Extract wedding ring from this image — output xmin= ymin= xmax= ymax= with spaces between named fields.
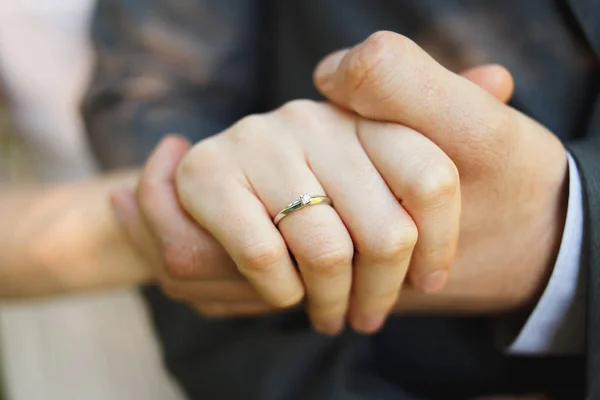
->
xmin=273 ymin=193 xmax=332 ymax=225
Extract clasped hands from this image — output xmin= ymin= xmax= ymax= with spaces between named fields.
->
xmin=112 ymin=32 xmax=569 ymax=335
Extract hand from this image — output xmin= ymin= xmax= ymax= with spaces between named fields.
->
xmin=173 ymin=98 xmax=468 ymax=334
xmin=314 ymin=31 xmax=568 ymax=313
xmin=110 ymin=65 xmax=513 ymax=325
xmin=173 ymin=63 xmax=513 ymax=334
xmin=111 ymin=137 xmax=275 ymax=318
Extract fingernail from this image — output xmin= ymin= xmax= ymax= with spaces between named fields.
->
xmin=354 ymin=315 xmax=386 ymax=334
xmin=421 ymin=270 xmax=448 ymax=293
xmin=314 ymin=318 xmax=345 ymax=335
xmin=314 ymin=49 xmax=348 ymax=89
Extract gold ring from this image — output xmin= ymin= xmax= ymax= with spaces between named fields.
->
xmin=273 ymin=193 xmax=332 ymax=225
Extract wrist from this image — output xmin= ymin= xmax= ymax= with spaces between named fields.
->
xmin=510 ymin=152 xmax=569 ymax=314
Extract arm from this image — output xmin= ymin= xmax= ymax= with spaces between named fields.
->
xmin=0 ymin=171 xmax=153 ymax=298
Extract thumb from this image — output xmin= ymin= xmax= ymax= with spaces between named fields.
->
xmin=313 ymin=50 xmax=514 ymax=103
xmin=461 ymin=64 xmax=514 ymax=104
xmin=312 ymin=33 xmax=516 ymax=170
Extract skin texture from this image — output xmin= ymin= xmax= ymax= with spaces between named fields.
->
xmin=112 ymin=62 xmax=522 ymax=334
xmin=106 ymin=34 xmax=564 ymax=400
xmin=313 ymin=31 xmax=567 ymax=315
xmin=0 ymin=170 xmax=154 ymax=298
xmin=173 ymin=100 xmax=460 ymax=334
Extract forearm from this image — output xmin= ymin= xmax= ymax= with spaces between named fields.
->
xmin=0 ymin=171 xmax=153 ymax=299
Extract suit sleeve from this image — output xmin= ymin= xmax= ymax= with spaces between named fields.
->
xmin=565 ymin=96 xmax=600 ymax=398
xmin=81 ymin=0 xmax=266 ymax=169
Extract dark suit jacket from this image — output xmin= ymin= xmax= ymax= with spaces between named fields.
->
xmin=82 ymin=1 xmax=600 ymax=398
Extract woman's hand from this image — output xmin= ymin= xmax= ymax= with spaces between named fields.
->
xmin=175 ymin=100 xmax=461 ymax=334
xmin=111 ymin=137 xmax=276 ymax=318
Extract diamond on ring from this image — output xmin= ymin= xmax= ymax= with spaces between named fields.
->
xmin=273 ymin=193 xmax=333 ymax=226
xmin=300 ymin=193 xmax=312 ymax=205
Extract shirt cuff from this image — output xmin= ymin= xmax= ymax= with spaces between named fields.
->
xmin=507 ymin=153 xmax=586 ymax=355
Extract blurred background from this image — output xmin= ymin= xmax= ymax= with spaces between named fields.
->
xmin=0 ymin=1 xmax=183 ymax=399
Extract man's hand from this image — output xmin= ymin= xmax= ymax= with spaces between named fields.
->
xmin=111 ymin=136 xmax=275 ymax=318
xmin=314 ymin=31 xmax=568 ymax=312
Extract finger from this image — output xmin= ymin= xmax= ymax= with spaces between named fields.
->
xmin=235 ymin=107 xmax=354 ymax=335
xmin=193 ymin=301 xmax=275 ymax=318
xmin=461 ymin=64 xmax=514 ymax=103
xmin=161 ymin=280 xmax=262 ymax=303
xmin=176 ymin=134 xmax=305 ymax=309
xmin=313 ymin=32 xmax=515 ymax=171
xmin=277 ymin=101 xmax=417 ymax=334
xmin=357 ymin=120 xmax=461 ymax=293
xmin=138 ymin=134 xmax=241 ymax=281
xmin=313 ymin=50 xmax=513 ymax=104
xmin=160 ymin=280 xmax=262 ymax=303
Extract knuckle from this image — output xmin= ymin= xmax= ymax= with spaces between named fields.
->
xmin=238 ymin=242 xmax=287 ymax=275
xmin=344 ymin=45 xmax=381 ymax=93
xmin=364 ymin=221 xmax=418 ymax=262
xmin=278 ymin=99 xmax=320 ymax=117
xmin=180 ymin=140 xmax=220 ymax=174
xmin=235 ymin=113 xmax=268 ymax=133
xmin=302 ymin=243 xmax=353 ymax=278
xmin=176 ymin=147 xmax=210 ymax=186
xmin=228 ymin=114 xmax=271 ymax=147
xmin=346 ymin=31 xmax=414 ymax=94
xmin=411 ymin=160 xmax=459 ymax=204
xmin=277 ymin=99 xmax=330 ymax=132
xmin=365 ymin=31 xmax=417 ymax=55
xmin=175 ymin=140 xmax=223 ymax=199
